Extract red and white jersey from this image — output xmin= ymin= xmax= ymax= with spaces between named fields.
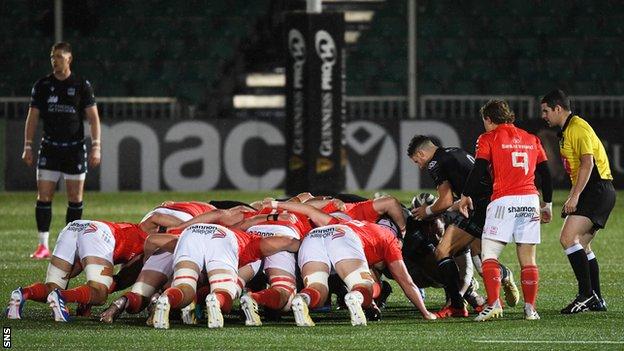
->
xmin=330 ymin=218 xmax=403 ymax=266
xmin=99 ymin=221 xmax=149 ymax=264
xmin=247 ymin=207 xmax=313 ymax=238
xmin=321 ymin=200 xmax=379 ymax=223
xmin=158 ymin=201 xmax=215 ymax=217
xmin=475 ymin=124 xmax=547 ymax=201
xmin=229 ymin=227 xmax=264 ymax=268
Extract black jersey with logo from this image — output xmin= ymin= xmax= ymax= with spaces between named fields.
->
xmin=426 ymin=147 xmax=492 ymax=200
xmin=29 ymin=73 xmax=96 ymax=142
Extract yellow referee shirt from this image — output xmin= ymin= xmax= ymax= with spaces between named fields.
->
xmin=559 ymin=114 xmax=613 ymax=185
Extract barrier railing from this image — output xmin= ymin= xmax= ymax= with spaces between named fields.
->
xmin=345 ymin=95 xmax=408 ymax=119
xmin=0 ymin=97 xmax=181 ymax=120
xmin=569 ymin=96 xmax=624 ymax=120
xmin=420 ymin=95 xmax=536 ymax=119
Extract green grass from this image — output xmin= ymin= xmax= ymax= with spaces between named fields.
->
xmin=1 ymin=190 xmax=623 ymax=350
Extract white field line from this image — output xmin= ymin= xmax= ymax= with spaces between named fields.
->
xmin=474 ymin=340 xmax=624 ymax=345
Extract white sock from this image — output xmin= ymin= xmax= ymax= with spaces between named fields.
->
xmin=38 ymin=231 xmax=49 ymax=249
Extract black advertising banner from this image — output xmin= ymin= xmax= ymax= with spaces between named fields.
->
xmin=4 ymin=118 xmax=622 ymax=191
xmin=284 ymin=13 xmax=308 ymax=195
xmin=284 ymin=12 xmax=345 ymax=196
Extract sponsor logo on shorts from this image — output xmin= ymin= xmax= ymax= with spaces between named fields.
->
xmin=188 ymin=224 xmax=226 ymax=237
xmin=488 ymin=226 xmax=498 ymax=236
xmin=248 ymin=229 xmax=275 ymax=238
xmin=308 ymin=226 xmax=338 ymax=238
xmin=83 ymin=223 xmax=99 ymax=235
xmin=331 ymin=227 xmax=346 ymax=240
xmin=507 ymin=206 xmax=539 ymax=219
xmin=68 ymin=221 xmax=90 ymax=232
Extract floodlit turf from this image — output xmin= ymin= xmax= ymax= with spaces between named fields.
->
xmin=1 ymin=190 xmax=622 ymax=350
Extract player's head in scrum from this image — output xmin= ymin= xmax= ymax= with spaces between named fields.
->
xmin=407 ymin=135 xmax=438 ymax=170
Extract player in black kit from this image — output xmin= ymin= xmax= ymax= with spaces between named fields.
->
xmin=407 ymin=135 xmax=519 ymax=318
xmin=22 ymin=42 xmax=101 ymax=259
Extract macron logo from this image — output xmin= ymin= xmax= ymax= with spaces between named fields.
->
xmin=47 ymin=95 xmax=58 ymax=103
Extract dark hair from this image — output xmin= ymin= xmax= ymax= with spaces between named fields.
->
xmin=407 ymin=135 xmax=432 ymax=157
xmin=540 ymin=89 xmax=570 ymax=111
xmin=51 ymin=42 xmax=72 ymax=54
xmin=480 ymin=100 xmax=515 ymax=124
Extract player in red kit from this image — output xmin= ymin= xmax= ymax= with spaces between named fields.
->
xmin=239 ymin=208 xmax=313 ymax=326
xmin=261 ymin=200 xmax=436 ymax=327
xmin=6 ymin=219 xmax=148 ymax=322
xmin=99 ymin=201 xmax=216 ymax=323
xmin=459 ymin=100 xmax=552 ymax=321
xmin=151 ymin=209 xmax=300 ymax=329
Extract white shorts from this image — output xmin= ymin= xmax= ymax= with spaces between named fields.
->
xmin=140 ymin=208 xmax=193 ymax=224
xmin=37 ymin=169 xmax=86 ymax=182
xmin=52 ymin=220 xmax=115 ymax=264
xmin=247 ymin=224 xmax=300 ymax=276
xmin=298 ymin=225 xmax=366 ymax=271
xmin=482 ymin=194 xmax=541 ymax=244
xmin=173 ymin=224 xmax=239 ymax=273
xmin=142 ymin=251 xmax=174 ymax=277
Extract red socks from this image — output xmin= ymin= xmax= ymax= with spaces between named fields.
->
xmin=251 ymin=288 xmax=283 ymax=310
xmin=124 ymin=292 xmax=144 ymax=314
xmin=482 ymin=259 xmax=502 ymax=305
xmin=215 ymin=291 xmax=233 ymax=313
xmin=352 ymin=286 xmax=373 ymax=308
xmin=300 ymin=287 xmax=322 ymax=309
xmin=62 ymin=285 xmax=92 ymax=304
xmin=521 ymin=265 xmax=539 ymax=306
xmin=164 ymin=287 xmax=184 ymax=309
xmin=196 ymin=285 xmax=211 ymax=304
xmin=22 ymin=283 xmax=48 ymax=302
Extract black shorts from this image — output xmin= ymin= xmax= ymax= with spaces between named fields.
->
xmin=565 ymin=180 xmax=616 ymax=230
xmin=37 ymin=141 xmax=87 ymax=175
xmin=444 ymin=197 xmax=488 ymax=239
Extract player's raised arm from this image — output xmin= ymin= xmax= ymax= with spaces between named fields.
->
xmin=168 ymin=209 xmax=233 ymax=233
xmin=387 ymin=259 xmax=437 ymax=320
xmin=264 ymin=200 xmax=335 ymax=227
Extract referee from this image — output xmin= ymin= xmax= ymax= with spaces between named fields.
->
xmin=541 ymin=89 xmax=616 ymax=314
xmin=22 ymin=42 xmax=101 ymax=259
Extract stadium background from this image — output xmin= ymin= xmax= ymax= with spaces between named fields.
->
xmin=1 ymin=0 xmax=623 ymax=193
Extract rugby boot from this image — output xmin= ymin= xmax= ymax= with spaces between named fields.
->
xmin=291 ymin=294 xmax=315 ymax=327
xmin=145 ymin=292 xmax=160 ymax=326
xmin=153 ymin=294 xmax=171 ymax=329
xmin=344 ymin=291 xmax=367 ymax=326
xmin=47 ymin=289 xmax=71 ymax=322
xmin=6 ymin=288 xmax=25 ymax=319
xmin=364 ymin=301 xmax=382 ymax=321
xmin=240 ymin=294 xmax=262 ymax=326
xmin=501 ymin=269 xmax=520 ymax=307
xmin=474 ymin=299 xmax=503 ymax=322
xmin=100 ymin=296 xmax=127 ymax=323
xmin=589 ymin=297 xmax=607 ymax=312
xmin=205 ymin=293 xmax=224 ymax=328
xmin=30 ymin=244 xmax=50 ymax=259
xmin=524 ymin=303 xmax=540 ymax=320
xmin=181 ymin=301 xmax=197 ymax=325
xmin=435 ymin=304 xmax=469 ymax=318
xmin=560 ymin=293 xmax=598 ymax=314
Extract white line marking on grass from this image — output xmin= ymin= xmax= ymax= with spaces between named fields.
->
xmin=475 ymin=340 xmax=624 ymax=345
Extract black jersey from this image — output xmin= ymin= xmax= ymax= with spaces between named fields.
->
xmin=29 ymin=73 xmax=96 ymax=142
xmin=427 ymin=147 xmax=492 ymax=200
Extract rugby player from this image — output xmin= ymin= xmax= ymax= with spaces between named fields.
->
xmin=100 ymin=201 xmax=216 ymax=323
xmin=407 ymin=135 xmax=520 ymax=318
xmin=151 ymin=210 xmax=300 ymax=329
xmin=541 ymin=90 xmax=615 ymax=313
xmin=261 ymin=200 xmax=436 ymax=327
xmin=459 ymin=100 xmax=552 ymax=321
xmin=23 ymin=42 xmax=101 ymax=259
xmin=6 ymin=219 xmax=149 ymax=322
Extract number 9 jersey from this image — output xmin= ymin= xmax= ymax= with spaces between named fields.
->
xmin=475 ymin=124 xmax=548 ymax=201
